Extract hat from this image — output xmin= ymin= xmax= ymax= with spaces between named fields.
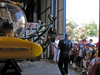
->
xmin=86 ymin=43 xmax=91 ymax=47
xmin=91 ymin=43 xmax=96 ymax=47
xmin=74 ymin=43 xmax=78 ymax=45
xmin=95 ymin=42 xmax=99 ymax=46
xmin=77 ymin=39 xmax=81 ymax=41
xmin=82 ymin=39 xmax=86 ymax=42
xmin=83 ymin=43 xmax=86 ymax=46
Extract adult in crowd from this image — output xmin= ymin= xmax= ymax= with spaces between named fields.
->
xmin=53 ymin=34 xmax=60 ymax=64
xmin=58 ymin=34 xmax=72 ymax=75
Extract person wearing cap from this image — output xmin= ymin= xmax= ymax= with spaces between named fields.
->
xmin=94 ymin=42 xmax=99 ymax=58
xmin=77 ymin=39 xmax=84 ymax=70
xmin=82 ymin=44 xmax=87 ymax=60
xmin=78 ymin=39 xmax=86 ymax=70
xmin=81 ymin=44 xmax=87 ymax=72
xmin=58 ymin=34 xmax=72 ymax=75
xmin=80 ymin=39 xmax=87 ymax=53
xmin=84 ymin=43 xmax=92 ymax=75
xmin=79 ymin=39 xmax=87 ymax=55
xmin=91 ymin=43 xmax=96 ymax=60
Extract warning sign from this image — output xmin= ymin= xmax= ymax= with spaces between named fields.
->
xmin=25 ymin=22 xmax=38 ymax=39
xmin=27 ymin=23 xmax=34 ymax=29
xmin=26 ymin=22 xmax=38 ymax=29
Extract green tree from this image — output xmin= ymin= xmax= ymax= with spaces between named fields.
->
xmin=66 ymin=18 xmax=98 ymax=41
xmin=66 ymin=18 xmax=78 ymax=30
xmin=66 ymin=18 xmax=78 ymax=41
xmin=74 ymin=27 xmax=87 ymax=39
xmin=82 ymin=20 xmax=98 ymax=36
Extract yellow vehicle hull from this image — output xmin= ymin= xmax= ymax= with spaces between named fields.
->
xmin=0 ymin=37 xmax=43 ymax=59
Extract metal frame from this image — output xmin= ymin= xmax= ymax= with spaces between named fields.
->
xmin=0 ymin=59 xmax=22 ymax=75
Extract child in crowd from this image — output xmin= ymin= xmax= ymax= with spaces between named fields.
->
xmin=73 ymin=43 xmax=79 ymax=63
xmin=84 ymin=43 xmax=92 ymax=75
xmin=68 ymin=39 xmax=99 ymax=75
xmin=81 ymin=44 xmax=87 ymax=72
xmin=89 ymin=39 xmax=93 ymax=45
xmin=69 ymin=41 xmax=74 ymax=67
xmin=94 ymin=42 xmax=99 ymax=58
xmin=91 ymin=44 xmax=96 ymax=60
xmin=82 ymin=44 xmax=87 ymax=60
xmin=77 ymin=39 xmax=83 ymax=70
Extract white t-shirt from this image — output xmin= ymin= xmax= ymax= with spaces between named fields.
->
xmin=78 ymin=49 xmax=83 ymax=57
xmin=54 ymin=40 xmax=59 ymax=51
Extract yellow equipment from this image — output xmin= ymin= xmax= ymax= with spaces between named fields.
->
xmin=0 ymin=1 xmax=43 ymax=75
xmin=0 ymin=1 xmax=43 ymax=59
xmin=0 ymin=37 xmax=43 ymax=59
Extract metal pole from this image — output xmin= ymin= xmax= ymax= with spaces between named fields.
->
xmin=48 ymin=0 xmax=55 ymax=60
xmin=51 ymin=0 xmax=54 ymax=27
xmin=57 ymin=0 xmax=59 ymax=34
xmin=99 ymin=0 xmax=100 ymax=56
xmin=63 ymin=0 xmax=66 ymax=39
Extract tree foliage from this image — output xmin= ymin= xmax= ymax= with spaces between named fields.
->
xmin=66 ymin=19 xmax=98 ymax=41
xmin=66 ymin=18 xmax=78 ymax=40
xmin=82 ymin=20 xmax=98 ymax=36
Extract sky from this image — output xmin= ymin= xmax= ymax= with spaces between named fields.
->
xmin=66 ymin=0 xmax=99 ymax=27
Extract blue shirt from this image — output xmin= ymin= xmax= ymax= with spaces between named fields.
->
xmin=82 ymin=48 xmax=87 ymax=59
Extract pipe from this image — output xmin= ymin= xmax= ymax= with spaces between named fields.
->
xmin=63 ymin=0 xmax=66 ymax=39
xmin=98 ymin=0 xmax=100 ymax=56
xmin=51 ymin=0 xmax=54 ymax=27
xmin=57 ymin=0 xmax=59 ymax=34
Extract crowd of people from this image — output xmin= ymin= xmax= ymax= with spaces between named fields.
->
xmin=53 ymin=34 xmax=99 ymax=75
xmin=69 ymin=39 xmax=99 ymax=75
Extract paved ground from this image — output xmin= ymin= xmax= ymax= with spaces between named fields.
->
xmin=21 ymin=59 xmax=80 ymax=75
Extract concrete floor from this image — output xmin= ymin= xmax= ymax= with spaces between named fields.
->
xmin=21 ymin=59 xmax=80 ymax=75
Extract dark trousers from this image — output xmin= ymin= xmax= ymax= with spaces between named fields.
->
xmin=69 ymin=55 xmax=74 ymax=64
xmin=58 ymin=52 xmax=70 ymax=75
xmin=77 ymin=56 xmax=82 ymax=68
